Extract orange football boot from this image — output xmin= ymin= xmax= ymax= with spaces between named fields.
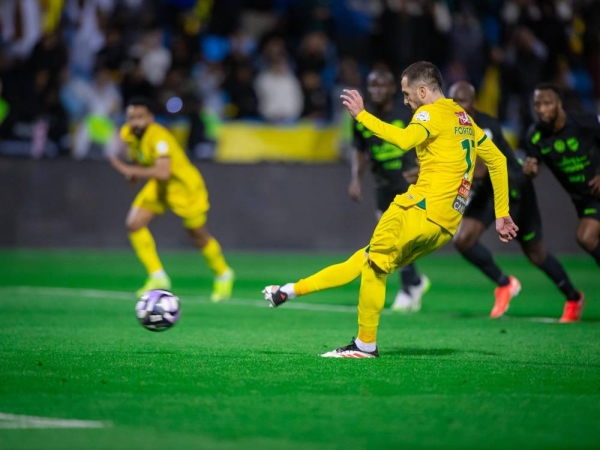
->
xmin=490 ymin=276 xmax=521 ymax=319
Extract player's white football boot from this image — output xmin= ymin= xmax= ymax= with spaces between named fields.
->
xmin=262 ymin=285 xmax=289 ymax=307
xmin=320 ymin=338 xmax=379 ymax=358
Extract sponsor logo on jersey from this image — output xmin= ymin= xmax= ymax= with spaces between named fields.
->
xmin=452 ymin=195 xmax=467 ymax=214
xmin=455 ymin=111 xmax=472 ymax=126
xmin=457 ymin=178 xmax=471 ymax=199
xmin=415 ymin=111 xmax=430 ymax=122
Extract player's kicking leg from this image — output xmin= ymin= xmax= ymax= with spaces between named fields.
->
xmin=187 ymin=225 xmax=234 ymax=302
xmin=127 ymin=207 xmax=172 ymax=297
xmin=454 ymin=217 xmax=520 ymax=318
xmin=263 ymin=248 xmax=366 ymax=307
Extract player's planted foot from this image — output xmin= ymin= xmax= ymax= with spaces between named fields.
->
xmin=320 ymin=338 xmax=379 ymax=358
xmin=490 ymin=276 xmax=521 ymax=318
xmin=262 ymin=285 xmax=289 ymax=307
xmin=211 ymin=269 xmax=234 ymax=303
xmin=560 ymin=292 xmax=585 ymax=323
xmin=136 ymin=274 xmax=172 ymax=297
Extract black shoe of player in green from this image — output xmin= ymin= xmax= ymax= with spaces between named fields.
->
xmin=320 ymin=338 xmax=379 ymax=358
xmin=262 ymin=285 xmax=288 ymax=307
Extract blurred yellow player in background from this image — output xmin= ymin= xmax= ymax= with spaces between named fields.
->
xmin=109 ymin=98 xmax=234 ymax=300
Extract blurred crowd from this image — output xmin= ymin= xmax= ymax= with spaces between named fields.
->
xmin=0 ymin=0 xmax=599 ymax=158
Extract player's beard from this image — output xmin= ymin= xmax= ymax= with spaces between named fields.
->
xmin=537 ymin=108 xmax=559 ymax=132
xmin=131 ymin=126 xmax=147 ymax=138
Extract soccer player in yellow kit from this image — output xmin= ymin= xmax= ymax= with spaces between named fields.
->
xmin=109 ymin=98 xmax=234 ymax=300
xmin=262 ymin=62 xmax=518 ymax=357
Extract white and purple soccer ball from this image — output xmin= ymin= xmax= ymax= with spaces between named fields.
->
xmin=135 ymin=290 xmax=180 ymax=332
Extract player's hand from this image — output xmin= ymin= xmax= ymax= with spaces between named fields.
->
xmin=127 ymin=174 xmax=139 ymax=186
xmin=348 ymin=179 xmax=362 ymax=202
xmin=340 ymin=89 xmax=365 ymax=118
xmin=588 ymin=174 xmax=600 ymax=198
xmin=403 ymin=167 xmax=420 ymax=184
xmin=496 ymin=216 xmax=519 ymax=243
xmin=522 ymin=157 xmax=539 ymax=178
xmin=109 ymin=155 xmax=133 ymax=177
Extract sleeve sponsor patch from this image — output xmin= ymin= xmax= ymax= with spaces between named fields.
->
xmin=415 ymin=111 xmax=430 ymax=122
xmin=156 ymin=141 xmax=169 ymax=155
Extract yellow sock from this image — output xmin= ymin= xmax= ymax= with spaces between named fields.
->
xmin=295 ymin=248 xmax=365 ymax=296
xmin=357 ymin=261 xmax=388 ymax=344
xmin=129 ymin=227 xmax=163 ymax=275
xmin=201 ymin=237 xmax=230 ymax=277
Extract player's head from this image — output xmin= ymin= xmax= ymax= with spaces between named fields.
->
xmin=448 ymin=81 xmax=476 ymax=115
xmin=400 ymin=61 xmax=443 ymax=112
xmin=532 ymin=83 xmax=563 ymax=130
xmin=126 ymin=97 xmax=155 ymax=138
xmin=366 ymin=69 xmax=396 ymax=106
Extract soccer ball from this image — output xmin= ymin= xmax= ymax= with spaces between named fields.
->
xmin=135 ymin=289 xmax=181 ymax=332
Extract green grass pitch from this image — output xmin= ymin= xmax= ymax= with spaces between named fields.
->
xmin=0 ymin=249 xmax=599 ymax=449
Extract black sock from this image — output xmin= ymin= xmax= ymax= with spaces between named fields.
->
xmin=590 ymin=244 xmax=600 ymax=267
xmin=400 ymin=264 xmax=421 ymax=293
xmin=460 ymin=242 xmax=509 ymax=286
xmin=538 ymin=254 xmax=580 ymax=300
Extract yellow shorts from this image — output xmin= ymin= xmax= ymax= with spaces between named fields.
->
xmin=133 ymin=179 xmax=210 ymax=229
xmin=368 ymin=204 xmax=452 ymax=274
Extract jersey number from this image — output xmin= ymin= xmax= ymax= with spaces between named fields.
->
xmin=461 ymin=138 xmax=475 ymax=175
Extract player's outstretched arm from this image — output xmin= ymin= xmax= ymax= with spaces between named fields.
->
xmin=341 ymin=90 xmax=428 ymax=150
xmin=109 ymin=155 xmax=171 ymax=181
xmin=475 ymin=128 xmax=510 ymax=220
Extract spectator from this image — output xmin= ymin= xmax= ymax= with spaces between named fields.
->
xmin=121 ymin=59 xmax=156 ymax=106
xmin=0 ymin=0 xmax=42 ymax=60
xmin=66 ymin=0 xmax=114 ymax=77
xmin=501 ymin=26 xmax=548 ymax=126
xmin=71 ymin=66 xmax=122 ymax=159
xmin=224 ymin=64 xmax=259 ymax=119
xmin=255 ymin=54 xmax=303 ymax=122
xmin=30 ymin=32 xmax=69 ymax=103
xmin=135 ymin=29 xmax=172 ymax=87
xmin=96 ymin=27 xmax=127 ymax=73
xmin=300 ymin=71 xmax=329 ymax=120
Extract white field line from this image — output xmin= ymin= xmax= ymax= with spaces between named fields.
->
xmin=0 ymin=413 xmax=110 ymax=429
xmin=0 ymin=286 xmax=363 ymax=314
xmin=0 ymin=286 xmax=561 ymax=321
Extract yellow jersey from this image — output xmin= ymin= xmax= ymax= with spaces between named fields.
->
xmin=120 ymin=122 xmax=203 ymax=190
xmin=356 ymin=98 xmax=509 ymax=234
